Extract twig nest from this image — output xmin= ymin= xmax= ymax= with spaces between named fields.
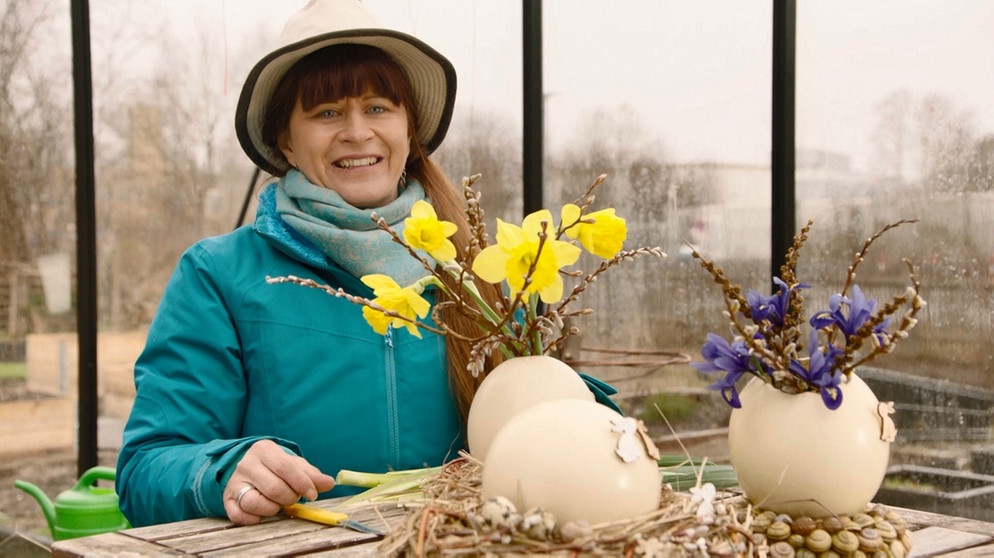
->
xmin=481 ymin=398 xmax=662 ymax=525
xmin=467 ymin=356 xmax=593 ymax=462
xmin=480 ymin=496 xmax=521 ymax=529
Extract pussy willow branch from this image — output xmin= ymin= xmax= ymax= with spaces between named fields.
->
xmin=688 ymin=245 xmax=750 ymax=319
xmin=780 ymin=220 xmax=813 ymax=337
xmin=555 ymin=246 xmax=665 ymax=317
xmin=461 ymin=174 xmax=489 ymax=258
xmin=824 ymin=218 xmax=919 ymax=347
xmin=265 ymin=275 xmax=449 ymax=336
xmin=839 ymin=218 xmax=919 ymax=300
xmin=689 ymin=245 xmax=792 ymax=374
xmin=371 ymin=208 xmax=507 ymax=338
xmin=779 ymin=219 xmax=813 ymax=289
xmin=521 ymin=224 xmax=554 ymax=354
xmin=837 ymin=258 xmax=925 ymax=376
xmin=568 ymin=173 xmax=607 ymax=213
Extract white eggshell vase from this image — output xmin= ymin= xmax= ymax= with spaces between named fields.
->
xmin=467 ymin=355 xmax=593 ymax=462
xmin=481 ymin=398 xmax=662 ymax=525
xmin=728 ymin=374 xmax=893 ymax=518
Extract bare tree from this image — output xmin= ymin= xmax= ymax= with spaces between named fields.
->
xmin=968 ymin=135 xmax=994 ymax=192
xmin=92 ymin=7 xmax=232 ymax=328
xmin=870 ymin=90 xmax=981 ymax=192
xmin=870 ymin=90 xmax=912 ymax=181
xmin=916 ymin=93 xmax=974 ymax=192
xmin=436 ymin=110 xmax=522 ymax=224
xmin=0 ymin=1 xmax=72 ymax=266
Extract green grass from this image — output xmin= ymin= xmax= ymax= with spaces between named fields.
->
xmin=638 ymin=392 xmax=698 ymax=424
xmin=0 ymin=361 xmax=26 ymax=380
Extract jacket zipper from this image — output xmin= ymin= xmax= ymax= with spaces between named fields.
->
xmin=384 ymin=329 xmax=401 ymax=467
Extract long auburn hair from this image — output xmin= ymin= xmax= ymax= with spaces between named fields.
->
xmin=261 ymin=44 xmax=505 ymax=421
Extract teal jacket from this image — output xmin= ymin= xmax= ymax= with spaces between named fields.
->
xmin=116 ymin=185 xmax=460 ymax=527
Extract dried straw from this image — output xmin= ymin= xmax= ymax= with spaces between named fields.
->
xmin=376 ymin=455 xmax=756 ymax=557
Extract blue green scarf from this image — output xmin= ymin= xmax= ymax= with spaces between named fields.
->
xmin=275 ymin=170 xmax=434 ymax=286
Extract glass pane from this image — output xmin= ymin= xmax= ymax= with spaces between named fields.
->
xmin=797 ymin=0 xmax=994 ymax=520
xmin=0 ymin=0 xmax=79 ymax=539
xmin=542 ymin=0 xmax=772 ymax=453
xmin=0 ymin=0 xmax=525 ymax=536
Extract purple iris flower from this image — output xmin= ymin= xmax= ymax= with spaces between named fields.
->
xmin=691 ymin=333 xmax=760 ymax=408
xmin=809 ymin=284 xmax=878 ymax=339
xmin=747 ymin=277 xmax=809 ymax=327
xmin=789 ymin=330 xmax=845 ymax=409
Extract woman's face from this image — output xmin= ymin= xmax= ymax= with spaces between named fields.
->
xmin=279 ymin=91 xmax=411 ymax=209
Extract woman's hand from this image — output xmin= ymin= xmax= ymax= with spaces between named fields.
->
xmin=223 ymin=439 xmax=337 ymax=525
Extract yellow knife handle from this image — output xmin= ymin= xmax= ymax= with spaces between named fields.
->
xmin=283 ymin=503 xmax=349 ymax=526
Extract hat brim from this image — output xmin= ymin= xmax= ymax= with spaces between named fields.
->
xmin=236 ymin=29 xmax=456 ymax=176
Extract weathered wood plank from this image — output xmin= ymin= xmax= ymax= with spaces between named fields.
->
xmin=51 ymin=531 xmax=191 ymax=557
xmin=166 ymin=518 xmax=326 ymax=554
xmin=943 ymin=545 xmax=994 ymax=557
xmin=910 ymin=526 xmax=994 ymax=557
xmin=199 ymin=526 xmax=382 ymax=557
xmin=894 ymin=506 xmax=994 ymax=537
xmin=124 ymin=517 xmax=234 ymax=542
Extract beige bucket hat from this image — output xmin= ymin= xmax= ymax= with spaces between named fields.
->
xmin=235 ymin=0 xmax=457 ymax=175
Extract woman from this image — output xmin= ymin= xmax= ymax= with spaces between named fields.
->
xmin=116 ymin=0 xmax=504 ymax=527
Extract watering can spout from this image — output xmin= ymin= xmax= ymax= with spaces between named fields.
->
xmin=13 ymin=479 xmax=57 ymax=535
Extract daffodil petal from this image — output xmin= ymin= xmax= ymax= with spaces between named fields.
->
xmin=362 ymin=305 xmax=392 ymax=335
xmin=522 ymin=209 xmax=555 ymax=238
xmin=472 ymin=245 xmax=509 ymax=284
xmin=561 ymin=204 xmax=582 ymax=238
xmin=405 ymin=289 xmax=431 ymax=318
xmin=538 ymin=274 xmax=566 ymax=304
xmin=402 ymin=320 xmax=422 ymax=338
xmin=411 ymin=199 xmax=438 ymax=219
xmin=361 ymin=274 xmax=400 ymax=293
xmin=494 ymin=218 xmax=526 ymax=247
xmin=550 ymin=239 xmax=582 ymax=267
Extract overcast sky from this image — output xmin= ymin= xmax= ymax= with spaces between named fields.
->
xmin=120 ymin=0 xmax=994 ymax=171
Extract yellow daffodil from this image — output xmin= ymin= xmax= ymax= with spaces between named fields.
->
xmin=360 ymin=274 xmax=431 ymax=338
xmin=473 ymin=209 xmax=582 ymax=304
xmin=561 ymin=203 xmax=628 ymax=259
xmin=403 ymin=200 xmax=458 ymax=262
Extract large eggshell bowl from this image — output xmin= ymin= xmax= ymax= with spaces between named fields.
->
xmin=728 ymin=374 xmax=891 ymax=518
xmin=481 ymin=398 xmax=662 ymax=525
xmin=467 ymin=355 xmax=593 ymax=462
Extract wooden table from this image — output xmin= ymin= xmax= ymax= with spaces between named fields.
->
xmin=52 ymin=500 xmax=994 ymax=557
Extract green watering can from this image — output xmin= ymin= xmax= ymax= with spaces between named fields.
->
xmin=13 ymin=466 xmax=130 ymax=541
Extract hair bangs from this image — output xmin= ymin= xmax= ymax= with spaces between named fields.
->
xmin=296 ymin=45 xmax=411 ymax=113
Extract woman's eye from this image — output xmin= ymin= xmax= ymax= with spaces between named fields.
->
xmin=368 ymin=105 xmax=386 ymax=114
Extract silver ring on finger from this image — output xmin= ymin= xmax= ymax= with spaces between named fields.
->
xmin=235 ymin=483 xmax=258 ymax=508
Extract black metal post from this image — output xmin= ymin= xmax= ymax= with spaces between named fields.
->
xmin=522 ymin=0 xmax=543 ymax=216
xmin=771 ymin=0 xmax=796 ymax=284
xmin=71 ymin=0 xmax=99 ymax=475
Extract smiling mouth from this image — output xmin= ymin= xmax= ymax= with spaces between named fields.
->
xmin=335 ymin=156 xmax=379 ymax=169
